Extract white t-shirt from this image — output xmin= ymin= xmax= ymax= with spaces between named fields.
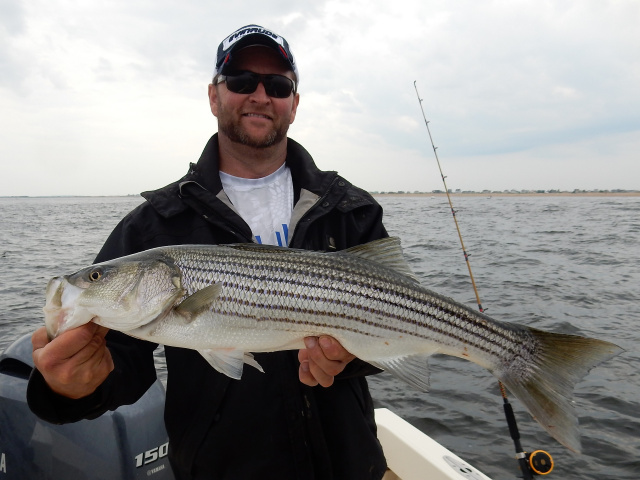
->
xmin=219 ymin=164 xmax=294 ymax=246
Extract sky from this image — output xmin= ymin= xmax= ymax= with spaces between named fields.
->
xmin=1 ymin=0 xmax=639 ymax=196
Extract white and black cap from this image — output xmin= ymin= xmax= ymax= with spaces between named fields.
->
xmin=214 ymin=25 xmax=299 ymax=83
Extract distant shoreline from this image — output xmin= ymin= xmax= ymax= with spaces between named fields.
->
xmin=1 ymin=192 xmax=639 ymax=199
xmin=373 ymin=192 xmax=640 ymax=198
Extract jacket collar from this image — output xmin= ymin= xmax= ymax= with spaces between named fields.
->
xmin=141 ymin=134 xmax=343 ymax=218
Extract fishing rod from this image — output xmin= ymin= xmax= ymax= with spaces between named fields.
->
xmin=413 ymin=81 xmax=553 ymax=479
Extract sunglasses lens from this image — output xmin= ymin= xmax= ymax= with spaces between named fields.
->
xmin=223 ymin=72 xmax=294 ymax=98
xmin=225 ymin=72 xmax=259 ymax=94
xmin=263 ymin=76 xmax=294 ymax=98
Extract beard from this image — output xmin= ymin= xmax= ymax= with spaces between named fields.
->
xmin=217 ymin=106 xmax=289 ymax=149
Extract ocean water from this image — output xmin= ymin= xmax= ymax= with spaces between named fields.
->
xmin=0 ymin=195 xmax=638 ymax=479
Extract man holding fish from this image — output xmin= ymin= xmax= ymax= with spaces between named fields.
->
xmin=28 ymin=25 xmax=389 ymax=479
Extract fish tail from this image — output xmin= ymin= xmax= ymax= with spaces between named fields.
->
xmin=498 ymin=327 xmax=623 ymax=453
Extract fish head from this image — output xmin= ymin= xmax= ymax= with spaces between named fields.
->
xmin=44 ymin=252 xmax=184 ymax=338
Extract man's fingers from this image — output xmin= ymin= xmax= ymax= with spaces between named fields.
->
xmin=31 ymin=322 xmax=114 ymax=399
xmin=307 ymin=357 xmax=335 ymax=387
xmin=298 ymin=336 xmax=356 ymax=387
xmin=318 ymin=336 xmax=356 ymax=362
xmin=80 ymin=335 xmax=114 ymax=384
xmin=305 ymin=336 xmax=354 ymax=376
xmin=298 ymin=360 xmax=319 ymax=387
xmin=298 ymin=348 xmax=320 ymax=386
xmin=34 ymin=323 xmax=102 ymax=364
xmin=31 ymin=326 xmax=50 ymax=351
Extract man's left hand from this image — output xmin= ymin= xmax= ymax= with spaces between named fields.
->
xmin=298 ymin=336 xmax=356 ymax=387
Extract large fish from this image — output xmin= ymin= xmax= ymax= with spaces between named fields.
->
xmin=43 ymin=237 xmax=622 ymax=452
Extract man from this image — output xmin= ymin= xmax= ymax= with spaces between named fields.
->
xmin=28 ymin=25 xmax=388 ymax=479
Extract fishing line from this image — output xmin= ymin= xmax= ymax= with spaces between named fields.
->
xmin=413 ymin=81 xmax=553 ymax=478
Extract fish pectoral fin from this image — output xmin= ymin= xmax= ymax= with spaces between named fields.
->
xmin=175 ymin=283 xmax=222 ymax=321
xmin=198 ymin=349 xmax=265 ymax=379
xmin=369 ymin=354 xmax=431 ymax=392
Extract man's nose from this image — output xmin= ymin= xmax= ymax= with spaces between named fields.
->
xmin=248 ymin=81 xmax=270 ymax=102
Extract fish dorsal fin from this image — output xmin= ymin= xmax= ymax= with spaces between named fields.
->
xmin=175 ymin=283 xmax=222 ymax=321
xmin=368 ymin=354 xmax=431 ymax=392
xmin=198 ymin=349 xmax=265 ymax=379
xmin=341 ymin=237 xmax=420 ymax=283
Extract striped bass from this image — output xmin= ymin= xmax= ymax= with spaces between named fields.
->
xmin=43 ymin=237 xmax=622 ymax=453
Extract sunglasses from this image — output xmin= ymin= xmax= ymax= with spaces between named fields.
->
xmin=216 ymin=71 xmax=296 ymax=99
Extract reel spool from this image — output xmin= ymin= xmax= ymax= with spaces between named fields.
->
xmin=527 ymin=450 xmax=554 ymax=475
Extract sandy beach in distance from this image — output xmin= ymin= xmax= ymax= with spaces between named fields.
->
xmin=373 ymin=191 xmax=640 ymax=198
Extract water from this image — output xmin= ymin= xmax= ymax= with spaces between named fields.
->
xmin=1 ymin=195 xmax=638 ymax=479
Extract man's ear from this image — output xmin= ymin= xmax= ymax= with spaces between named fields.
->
xmin=289 ymin=92 xmax=300 ymax=124
xmin=208 ymin=83 xmax=219 ymax=117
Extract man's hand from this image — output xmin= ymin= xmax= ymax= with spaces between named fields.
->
xmin=298 ymin=336 xmax=356 ymax=387
xmin=32 ymin=323 xmax=114 ymax=399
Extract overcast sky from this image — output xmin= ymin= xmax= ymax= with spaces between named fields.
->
xmin=1 ymin=0 xmax=638 ymax=196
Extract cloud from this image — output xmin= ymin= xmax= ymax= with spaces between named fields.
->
xmin=0 ymin=0 xmax=638 ymax=196
xmin=0 ymin=1 xmax=31 ymax=94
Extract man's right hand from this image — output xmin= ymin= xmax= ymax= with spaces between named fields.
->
xmin=32 ymin=323 xmax=114 ymax=399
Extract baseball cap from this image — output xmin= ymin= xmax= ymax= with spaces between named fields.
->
xmin=214 ymin=25 xmax=299 ymax=83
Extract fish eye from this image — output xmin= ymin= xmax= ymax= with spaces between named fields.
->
xmin=88 ymin=268 xmax=103 ymax=282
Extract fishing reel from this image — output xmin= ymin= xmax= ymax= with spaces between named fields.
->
xmin=501 ymin=391 xmax=554 ymax=478
xmin=521 ymin=449 xmax=554 ymax=476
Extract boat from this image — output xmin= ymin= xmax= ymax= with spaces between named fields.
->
xmin=0 ymin=333 xmax=492 ymax=479
xmin=377 ymin=408 xmax=492 ymax=480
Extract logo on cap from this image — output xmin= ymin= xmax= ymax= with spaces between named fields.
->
xmin=222 ymin=26 xmax=285 ymax=51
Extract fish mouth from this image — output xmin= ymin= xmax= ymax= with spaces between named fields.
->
xmin=43 ymin=276 xmax=65 ymax=339
xmin=43 ymin=276 xmax=90 ymax=339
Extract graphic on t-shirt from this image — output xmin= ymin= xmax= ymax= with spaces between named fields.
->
xmin=256 ymin=224 xmax=289 ymax=247
xmin=220 ymin=165 xmax=294 ymax=247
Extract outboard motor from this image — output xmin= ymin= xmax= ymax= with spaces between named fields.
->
xmin=0 ymin=334 xmax=175 ymax=480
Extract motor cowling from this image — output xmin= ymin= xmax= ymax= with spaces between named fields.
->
xmin=0 ymin=334 xmax=175 ymax=480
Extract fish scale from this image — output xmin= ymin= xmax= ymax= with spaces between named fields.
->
xmin=43 ymin=237 xmax=623 ymax=453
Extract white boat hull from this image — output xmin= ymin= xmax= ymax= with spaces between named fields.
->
xmin=375 ymin=408 xmax=493 ymax=480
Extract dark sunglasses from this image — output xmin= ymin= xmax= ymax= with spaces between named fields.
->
xmin=216 ymin=71 xmax=296 ymax=99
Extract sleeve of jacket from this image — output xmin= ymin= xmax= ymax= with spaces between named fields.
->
xmin=27 ymin=213 xmax=159 ymax=424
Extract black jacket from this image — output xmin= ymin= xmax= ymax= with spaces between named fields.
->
xmin=28 ymin=135 xmax=388 ymax=480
